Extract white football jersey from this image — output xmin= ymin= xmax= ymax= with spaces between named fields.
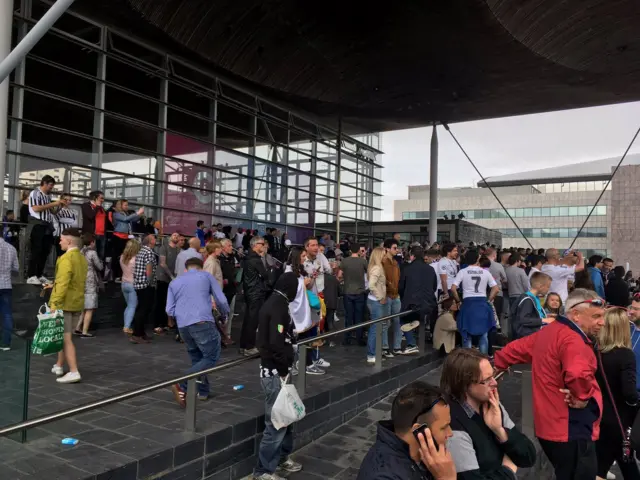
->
xmin=452 ymin=266 xmax=497 ymax=299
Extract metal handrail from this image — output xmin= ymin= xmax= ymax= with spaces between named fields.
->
xmin=0 ymin=308 xmax=419 ymax=437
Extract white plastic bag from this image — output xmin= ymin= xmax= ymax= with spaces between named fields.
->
xmin=271 ymin=375 xmax=306 ymax=430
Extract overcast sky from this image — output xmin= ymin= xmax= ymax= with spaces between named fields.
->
xmin=380 ymin=101 xmax=640 ymax=220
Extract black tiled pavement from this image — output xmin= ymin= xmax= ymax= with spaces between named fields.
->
xmin=0 ymin=320 xmax=434 ymax=479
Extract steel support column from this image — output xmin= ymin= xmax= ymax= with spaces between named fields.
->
xmin=0 ymin=0 xmax=14 ymax=213
xmin=429 ymin=124 xmax=438 ymax=245
xmin=0 ymin=0 xmax=76 ymax=83
xmin=154 ymin=62 xmax=168 ymax=223
xmin=335 ymin=117 xmax=342 ymax=241
xmin=91 ymin=27 xmax=107 ymax=193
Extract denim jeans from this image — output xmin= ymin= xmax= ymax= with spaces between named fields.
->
xmin=178 ymin=322 xmax=221 ymax=396
xmin=386 ymin=297 xmax=402 ymax=351
xmin=463 ymin=332 xmax=489 ymax=354
xmin=121 ymin=282 xmax=137 ymax=329
xmin=367 ymin=298 xmax=389 ymax=357
xmin=343 ymin=294 xmax=365 ymax=343
xmin=95 ymin=235 xmax=106 ymax=260
xmin=255 ymin=375 xmax=294 ymax=475
xmin=0 ymin=289 xmax=13 ymax=346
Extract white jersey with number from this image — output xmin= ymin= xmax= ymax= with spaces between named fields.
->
xmin=452 ymin=266 xmax=497 ymax=299
xmin=437 ymin=258 xmax=459 ymax=290
xmin=541 ymin=264 xmax=576 ymax=303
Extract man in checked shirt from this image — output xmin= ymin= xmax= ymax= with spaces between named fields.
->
xmin=0 ymin=234 xmax=19 ymax=351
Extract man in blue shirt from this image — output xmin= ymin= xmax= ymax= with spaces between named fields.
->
xmin=166 ymin=257 xmax=229 ymax=404
xmin=196 ymin=220 xmax=206 ymax=247
xmin=175 ymin=237 xmax=203 ymax=277
xmin=587 ymin=255 xmax=606 ymax=300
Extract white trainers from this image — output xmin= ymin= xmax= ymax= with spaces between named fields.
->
xmin=305 ymin=365 xmax=326 ymax=375
xmin=27 ymin=276 xmax=42 ymax=285
xmin=315 ymin=358 xmax=331 ymax=368
xmin=51 ymin=364 xmax=64 ymax=376
xmin=607 ymin=471 xmax=617 ymax=480
xmin=401 ymin=346 xmax=419 ymax=355
xmin=38 ymin=276 xmax=51 ymax=284
xmin=278 ymin=458 xmax=302 ymax=473
xmin=367 ymin=356 xmax=376 ymax=364
xmin=253 ymin=473 xmax=286 ymax=480
xmin=56 ymin=371 xmax=81 ymax=384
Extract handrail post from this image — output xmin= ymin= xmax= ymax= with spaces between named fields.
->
xmin=374 ymin=321 xmax=382 ymax=371
xmin=296 ymin=345 xmax=307 ymax=397
xmin=18 ymin=228 xmax=25 ymax=283
xmin=184 ymin=378 xmax=197 ymax=432
xmin=521 ymin=369 xmax=534 ymax=438
xmin=418 ymin=313 xmax=426 ymax=355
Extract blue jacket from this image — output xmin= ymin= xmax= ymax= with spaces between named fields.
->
xmin=112 ymin=211 xmax=139 ymax=235
xmin=589 ymin=267 xmax=606 ymax=299
xmin=630 ymin=323 xmax=640 ymax=391
xmin=357 ymin=421 xmax=434 ymax=480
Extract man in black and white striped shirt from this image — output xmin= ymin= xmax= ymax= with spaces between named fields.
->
xmin=27 ymin=175 xmax=62 ymax=285
xmin=53 ymin=194 xmax=79 ymax=257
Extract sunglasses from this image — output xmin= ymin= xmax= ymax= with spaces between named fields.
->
xmin=571 ymin=298 xmax=605 ymax=310
xmin=411 ymin=395 xmax=447 ymax=424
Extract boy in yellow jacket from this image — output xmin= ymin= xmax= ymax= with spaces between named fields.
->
xmin=46 ymin=228 xmax=87 ymax=383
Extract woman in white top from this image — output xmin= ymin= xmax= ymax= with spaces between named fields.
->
xmin=285 ymin=247 xmax=326 ymax=376
xmin=366 ymin=247 xmax=387 ymax=364
xmin=203 ymin=241 xmax=224 ymax=289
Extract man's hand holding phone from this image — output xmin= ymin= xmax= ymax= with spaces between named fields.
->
xmin=416 ymin=428 xmax=456 ymax=480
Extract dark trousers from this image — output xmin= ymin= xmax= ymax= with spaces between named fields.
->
xmin=343 ymin=294 xmax=365 ymax=343
xmin=28 ymin=224 xmax=54 ymax=278
xmin=0 ymin=289 xmax=13 ymax=346
xmin=596 ymin=428 xmax=640 ymax=479
xmin=324 ymin=308 xmax=335 ymax=332
xmin=95 ymin=235 xmax=106 ymax=261
xmin=154 ymin=281 xmax=170 ymax=329
xmin=240 ymin=296 xmax=264 ymax=349
xmin=111 ymin=236 xmax=128 ymax=280
xmin=53 ymin=237 xmax=63 ymax=258
xmin=133 ymin=287 xmax=154 ymax=337
xmin=539 ymin=438 xmax=597 ymax=480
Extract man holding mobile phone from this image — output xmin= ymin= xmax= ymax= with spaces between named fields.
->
xmin=357 ymin=382 xmax=456 ymax=480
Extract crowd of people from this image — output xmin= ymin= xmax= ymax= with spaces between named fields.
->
xmin=5 ymin=176 xmax=640 ymax=479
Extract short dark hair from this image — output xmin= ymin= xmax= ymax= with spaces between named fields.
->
xmin=61 ymin=227 xmax=81 ymax=238
xmin=304 ymin=236 xmax=318 ymax=247
xmin=350 ymin=243 xmax=361 ymax=255
xmin=440 ymin=348 xmax=488 ymax=402
xmin=614 ymin=266 xmax=626 ymax=278
xmin=588 ymin=255 xmax=603 ymax=267
xmin=478 ymin=255 xmax=491 ymax=268
xmin=507 ymin=253 xmax=521 ymax=266
xmin=185 ymin=257 xmax=204 ymax=269
xmin=426 ymin=249 xmax=439 ymax=257
xmin=603 ymin=257 xmax=614 ymax=264
xmin=537 ymin=248 xmax=545 ymax=255
xmin=6 ymin=209 xmax=13 ymax=216
xmin=442 ymin=243 xmax=457 ymax=256
xmin=40 ymin=175 xmax=55 ymax=186
xmin=89 ymin=190 xmax=103 ymax=201
xmin=410 ymin=246 xmax=424 ymax=259
xmin=464 ymin=249 xmax=479 ymax=265
xmin=530 ymin=255 xmax=544 ymax=267
xmin=197 ymin=220 xmax=205 ymax=228
xmin=391 ymin=381 xmax=447 ymax=433
xmin=82 ymin=232 xmax=95 ymax=246
xmin=383 ymin=238 xmax=398 ymax=249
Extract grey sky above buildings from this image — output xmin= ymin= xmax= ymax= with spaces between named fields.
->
xmin=380 ymin=101 xmax=640 ymax=220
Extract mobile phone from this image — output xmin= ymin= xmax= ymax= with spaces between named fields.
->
xmin=412 ymin=423 xmax=439 ymax=450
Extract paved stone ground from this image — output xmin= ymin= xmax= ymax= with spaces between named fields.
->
xmin=0 ymin=319 xmax=428 ymax=479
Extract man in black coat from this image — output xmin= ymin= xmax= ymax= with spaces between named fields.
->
xmin=240 ymin=236 xmax=270 ymax=356
xmin=398 ymin=246 xmax=438 ymax=354
xmin=358 ymin=381 xmax=456 ymax=480
xmin=606 ymin=266 xmax=631 ymax=307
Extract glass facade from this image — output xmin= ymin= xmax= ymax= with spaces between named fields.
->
xmin=402 ymin=205 xmax=607 ymax=220
xmin=532 ymin=181 xmax=611 ymax=194
xmin=5 ymin=1 xmax=382 ymax=243
xmin=497 ymin=227 xmax=607 ymax=238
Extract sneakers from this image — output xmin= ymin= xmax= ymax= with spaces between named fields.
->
xmin=607 ymin=471 xmax=617 ymax=480
xmin=305 ymin=364 xmax=326 ymax=375
xmin=0 ymin=346 xmax=10 ymax=352
xmin=278 ymin=458 xmax=302 ymax=473
xmin=401 ymin=346 xmax=419 ymax=355
xmin=56 ymin=371 xmax=81 ymax=384
xmin=253 ymin=473 xmax=286 ymax=480
xmin=401 ymin=321 xmax=420 ymax=332
xmin=315 ymin=358 xmax=331 ymax=368
xmin=383 ymin=349 xmax=395 ymax=358
xmin=392 ymin=349 xmax=403 ymax=356
xmin=367 ymin=356 xmax=376 ymax=364
xmin=51 ymin=364 xmax=64 ymax=376
xmin=244 ymin=347 xmax=259 ymax=356
xmin=27 ymin=276 xmax=42 ymax=285
xmin=38 ymin=276 xmax=51 ymax=285
xmin=197 ymin=393 xmax=209 ymax=401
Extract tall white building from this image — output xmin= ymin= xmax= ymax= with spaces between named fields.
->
xmin=392 ymin=155 xmax=640 ymax=257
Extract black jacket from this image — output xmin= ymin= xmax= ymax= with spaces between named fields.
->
xmin=81 ymin=201 xmax=105 ymax=234
xmin=511 ymin=293 xmax=543 ymax=340
xmin=257 ymin=273 xmax=298 ymax=377
xmin=399 ymin=259 xmax=437 ymax=315
xmin=242 ymin=250 xmax=270 ymax=301
xmin=323 ymin=273 xmax=340 ymax=310
xmin=219 ymin=252 xmax=237 ymax=297
xmin=606 ymin=277 xmax=630 ymax=307
xmin=595 ymin=347 xmax=639 ymax=436
xmin=448 ymin=400 xmax=536 ymax=479
xmin=357 ymin=421 xmax=434 ymax=480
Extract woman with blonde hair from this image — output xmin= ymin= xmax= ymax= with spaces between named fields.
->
xmin=366 ymin=247 xmax=387 ymax=364
xmin=204 ymin=241 xmax=223 ymax=289
xmin=119 ymin=239 xmax=140 ymax=334
xmin=595 ymin=307 xmax=640 ymax=480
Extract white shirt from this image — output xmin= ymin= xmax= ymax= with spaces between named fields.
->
xmin=214 ymin=231 xmax=226 ymax=239
xmin=303 ymin=252 xmax=332 ymax=294
xmin=452 ymin=266 xmax=497 ymax=299
xmin=528 ymin=267 xmax=540 ymax=279
xmin=233 ymin=232 xmax=244 ymax=249
xmin=437 ymin=257 xmax=458 ymax=290
xmin=541 ymin=264 xmax=576 ymax=303
xmin=431 ymin=261 xmax=442 ymax=299
xmin=284 ymin=266 xmax=312 ymax=332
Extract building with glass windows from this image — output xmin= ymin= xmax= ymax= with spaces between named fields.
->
xmin=393 ymin=155 xmax=640 ymax=257
xmin=3 ymin=1 xmax=383 ymax=245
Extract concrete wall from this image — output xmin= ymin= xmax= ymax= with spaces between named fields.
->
xmin=611 ymin=165 xmax=640 ymax=271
